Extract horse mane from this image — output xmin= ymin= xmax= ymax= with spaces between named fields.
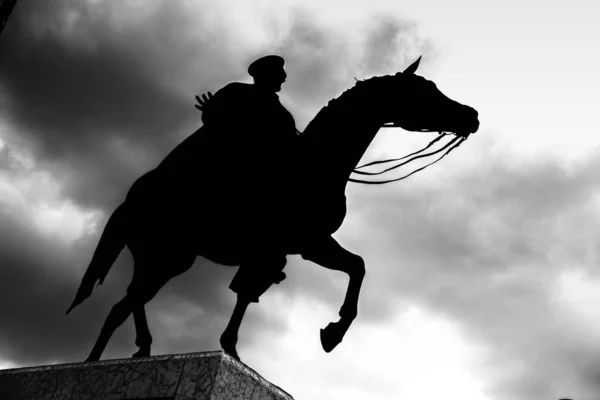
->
xmin=293 ymin=75 xmax=395 ymax=189
xmin=298 ymin=73 xmax=469 ymax=185
xmin=301 ymin=76 xmax=389 ymax=142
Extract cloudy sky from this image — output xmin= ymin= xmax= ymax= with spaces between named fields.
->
xmin=1 ymin=0 xmax=600 ymax=399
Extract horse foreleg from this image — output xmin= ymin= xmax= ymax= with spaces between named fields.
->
xmin=302 ymin=236 xmax=365 ymax=353
xmin=132 ymin=305 xmax=152 ymax=358
xmin=220 ymin=294 xmax=252 ymax=361
xmin=220 ymin=255 xmax=287 ymax=361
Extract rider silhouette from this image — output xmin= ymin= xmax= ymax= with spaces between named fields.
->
xmin=158 ymin=56 xmax=299 ymax=303
xmin=164 ymin=54 xmax=299 ymax=228
xmin=196 ymin=55 xmax=298 ymax=151
xmin=194 ymin=55 xmax=301 ymax=359
xmin=196 ymin=56 xmax=300 ymax=291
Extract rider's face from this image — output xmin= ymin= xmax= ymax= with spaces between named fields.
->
xmin=255 ymin=68 xmax=286 ymax=92
xmin=273 ymin=68 xmax=286 ymax=91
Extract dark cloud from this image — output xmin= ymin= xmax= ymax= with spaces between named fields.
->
xmin=0 ymin=0 xmax=248 ymax=209
xmin=0 ymin=202 xmax=118 ymax=365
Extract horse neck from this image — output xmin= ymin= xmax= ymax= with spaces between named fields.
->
xmin=301 ymin=87 xmax=383 ymax=191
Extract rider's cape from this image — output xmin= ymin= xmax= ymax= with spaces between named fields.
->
xmin=148 ymin=82 xmax=300 ymax=242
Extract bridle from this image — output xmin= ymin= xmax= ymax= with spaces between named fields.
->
xmin=349 ymin=126 xmax=469 ymax=185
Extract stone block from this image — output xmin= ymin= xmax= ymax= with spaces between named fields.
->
xmin=0 ymin=351 xmax=293 ymax=400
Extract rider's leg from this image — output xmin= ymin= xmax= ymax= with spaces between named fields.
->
xmin=220 ymin=255 xmax=287 ymax=361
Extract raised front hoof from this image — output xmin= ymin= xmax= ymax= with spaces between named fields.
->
xmin=320 ymin=320 xmax=352 ymax=353
xmin=132 ymin=347 xmax=151 ymax=358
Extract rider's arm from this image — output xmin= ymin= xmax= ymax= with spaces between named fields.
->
xmin=200 ymin=83 xmax=245 ymax=126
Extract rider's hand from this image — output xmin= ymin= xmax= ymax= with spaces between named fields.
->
xmin=194 ymin=92 xmax=214 ymax=111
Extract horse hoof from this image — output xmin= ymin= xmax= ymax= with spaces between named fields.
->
xmin=222 ymin=346 xmax=241 ymax=362
xmin=320 ymin=328 xmax=337 ymax=353
xmin=320 ymin=320 xmax=351 ymax=353
xmin=220 ymin=336 xmax=241 ymax=362
xmin=132 ymin=348 xmax=150 ymax=358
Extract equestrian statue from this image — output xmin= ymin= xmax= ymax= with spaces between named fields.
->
xmin=66 ymin=55 xmax=480 ymax=362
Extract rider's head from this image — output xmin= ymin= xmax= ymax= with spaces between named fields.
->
xmin=248 ymin=55 xmax=286 ymax=93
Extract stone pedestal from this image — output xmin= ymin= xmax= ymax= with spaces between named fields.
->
xmin=0 ymin=350 xmax=293 ymax=400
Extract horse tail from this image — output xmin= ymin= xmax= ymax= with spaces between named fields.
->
xmin=66 ymin=202 xmax=129 ymax=315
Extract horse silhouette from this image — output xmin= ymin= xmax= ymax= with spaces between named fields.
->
xmin=66 ymin=57 xmax=479 ymax=362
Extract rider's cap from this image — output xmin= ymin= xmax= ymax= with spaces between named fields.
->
xmin=248 ymin=55 xmax=285 ymax=78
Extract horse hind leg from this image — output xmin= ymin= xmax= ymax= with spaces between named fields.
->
xmin=85 ymin=248 xmax=195 ymax=362
xmin=132 ymin=305 xmax=152 ymax=358
xmin=85 ymin=293 xmax=137 ymax=362
xmin=86 ymin=277 xmax=172 ymax=362
xmin=126 ymin=248 xmax=196 ymax=359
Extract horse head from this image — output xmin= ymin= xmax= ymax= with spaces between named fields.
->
xmin=378 ymin=56 xmax=479 ymax=138
xmin=301 ymin=57 xmax=480 ymax=189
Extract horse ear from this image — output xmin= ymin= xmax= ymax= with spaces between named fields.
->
xmin=402 ymin=56 xmax=421 ymax=75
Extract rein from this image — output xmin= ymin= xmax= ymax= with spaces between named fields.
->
xmin=349 ymin=127 xmax=468 ymax=185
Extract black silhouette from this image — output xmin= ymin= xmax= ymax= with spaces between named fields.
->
xmin=194 ymin=92 xmax=213 ymax=111
xmin=66 ymin=55 xmax=479 ymax=363
xmin=0 ymin=0 xmax=19 ymax=38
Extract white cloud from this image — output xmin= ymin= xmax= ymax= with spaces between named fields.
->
xmin=0 ymin=137 xmax=102 ymax=246
xmin=243 ymin=292 xmax=492 ymax=400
